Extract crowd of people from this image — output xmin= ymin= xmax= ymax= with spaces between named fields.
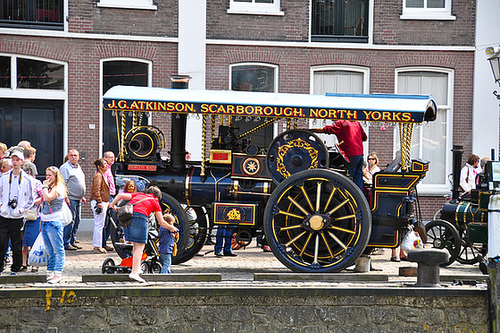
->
xmin=0 ymin=141 xmax=177 ymax=284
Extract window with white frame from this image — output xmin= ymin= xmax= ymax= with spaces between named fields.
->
xmin=401 ymin=0 xmax=455 ymax=20
xmin=102 ymin=59 xmax=151 ymax=154
xmin=97 ymin=0 xmax=157 ymax=10
xmin=311 ymin=66 xmax=369 ymax=148
xmin=395 ymin=69 xmax=453 ymax=192
xmin=230 ymin=63 xmax=278 ymax=148
xmin=228 ymin=0 xmax=283 ymax=16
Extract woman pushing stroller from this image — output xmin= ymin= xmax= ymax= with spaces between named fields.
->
xmin=109 ymin=185 xmax=178 ymax=283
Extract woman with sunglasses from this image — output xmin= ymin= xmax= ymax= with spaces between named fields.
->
xmin=90 ymin=158 xmax=110 ymax=254
xmin=40 ymin=166 xmax=68 ymax=284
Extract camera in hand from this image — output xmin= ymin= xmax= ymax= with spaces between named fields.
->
xmin=94 ymin=205 xmax=102 ymax=214
xmin=8 ymin=198 xmax=18 ymax=209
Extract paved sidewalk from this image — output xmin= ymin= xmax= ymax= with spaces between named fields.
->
xmin=0 ymin=236 xmax=488 ymax=289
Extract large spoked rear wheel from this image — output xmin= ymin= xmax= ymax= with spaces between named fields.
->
xmin=425 ymin=219 xmax=461 ymax=267
xmin=263 ymin=169 xmax=371 ymax=273
xmin=160 ymin=193 xmax=190 ymax=265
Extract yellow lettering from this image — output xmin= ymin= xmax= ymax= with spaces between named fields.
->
xmin=130 ymin=101 xmax=140 ymax=110
xmin=329 ymin=109 xmax=337 ymax=119
xmin=346 ymin=110 xmax=357 ymax=120
xmin=117 ymin=100 xmax=127 ymax=109
xmin=217 ymin=105 xmax=226 ymax=113
xmin=382 ymin=112 xmax=391 ymax=121
xmin=363 ymin=110 xmax=372 ymax=120
xmin=237 ymin=105 xmax=245 ymax=114
xmin=310 ymin=108 xmax=318 ymax=118
xmin=255 ymin=106 xmax=263 ymax=115
xmin=158 ymin=102 xmax=166 ymax=111
xmin=294 ymin=108 xmax=304 ymax=117
xmin=227 ymin=105 xmax=235 ymax=114
xmin=201 ymin=104 xmax=209 ymax=113
xmin=185 ymin=103 xmax=194 ymax=112
xmin=107 ymin=100 xmax=116 ymax=108
xmin=402 ymin=112 xmax=411 ymax=122
xmin=263 ymin=107 xmax=274 ymax=116
xmin=371 ymin=111 xmax=381 ymax=121
xmin=393 ymin=112 xmax=401 ymax=122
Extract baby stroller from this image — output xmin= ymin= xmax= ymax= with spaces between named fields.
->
xmin=102 ymin=209 xmax=163 ymax=274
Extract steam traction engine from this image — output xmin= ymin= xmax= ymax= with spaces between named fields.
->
xmin=103 ymin=77 xmax=437 ymax=273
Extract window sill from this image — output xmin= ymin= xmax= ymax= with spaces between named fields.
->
xmin=400 ymin=14 xmax=456 ymax=21
xmin=97 ymin=3 xmax=157 ymax=10
xmin=227 ymin=9 xmax=284 ymax=16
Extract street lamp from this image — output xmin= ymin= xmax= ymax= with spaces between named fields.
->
xmin=486 ymin=46 xmax=500 ymax=99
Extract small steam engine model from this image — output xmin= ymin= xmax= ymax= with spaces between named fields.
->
xmin=103 ymin=76 xmax=437 ymax=273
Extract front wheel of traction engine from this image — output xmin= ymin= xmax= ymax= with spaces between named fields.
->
xmin=263 ymin=169 xmax=372 ymax=273
xmin=160 ymin=192 xmax=190 ymax=265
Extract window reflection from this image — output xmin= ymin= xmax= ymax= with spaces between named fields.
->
xmin=17 ymin=58 xmax=64 ymax=90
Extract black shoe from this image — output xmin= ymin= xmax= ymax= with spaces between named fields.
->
xmin=72 ymin=244 xmax=83 ymax=249
xmin=19 ymin=266 xmax=28 ymax=272
xmin=65 ymin=245 xmax=77 ymax=251
xmin=215 ymin=252 xmax=224 ymax=257
xmin=223 ymin=252 xmax=237 ymax=257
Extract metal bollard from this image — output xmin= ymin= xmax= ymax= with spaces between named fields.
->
xmin=407 ymin=249 xmax=450 ymax=287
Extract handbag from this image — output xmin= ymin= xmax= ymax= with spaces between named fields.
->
xmin=24 ymin=208 xmax=38 ymax=221
xmin=117 ymin=197 xmax=153 ymax=227
xmin=28 ymin=233 xmax=48 ymax=267
xmin=62 ymin=203 xmax=73 ymax=226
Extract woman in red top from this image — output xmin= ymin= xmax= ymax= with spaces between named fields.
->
xmin=110 ymin=186 xmax=177 ymax=283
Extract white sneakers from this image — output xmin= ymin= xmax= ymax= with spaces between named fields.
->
xmin=48 ymin=274 xmax=62 ymax=284
xmin=129 ymin=272 xmax=146 ymax=283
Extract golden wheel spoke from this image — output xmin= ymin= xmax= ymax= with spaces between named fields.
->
xmin=313 ymin=234 xmax=320 ymax=264
xmin=320 ymin=231 xmax=334 ymax=258
xmin=300 ymin=186 xmax=314 ymax=213
xmin=285 ymin=231 xmax=307 ymax=247
xmin=323 ymin=187 xmax=337 ymax=212
xmin=299 ymin=233 xmax=313 ymax=256
xmin=315 ymin=182 xmax=322 ymax=213
xmin=327 ymin=231 xmax=348 ymax=250
xmin=326 ymin=198 xmax=349 ymax=215
xmin=329 ymin=226 xmax=356 ymax=235
xmin=333 ymin=214 xmax=356 ymax=222
xmin=287 ymin=196 xmax=311 ymax=216
xmin=278 ymin=209 xmax=306 ymax=220
xmin=280 ymin=224 xmax=303 ymax=231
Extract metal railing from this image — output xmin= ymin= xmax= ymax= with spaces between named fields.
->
xmin=0 ymin=0 xmax=63 ymax=30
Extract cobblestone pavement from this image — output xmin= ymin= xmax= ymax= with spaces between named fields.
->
xmin=0 ymin=236 xmax=488 ymax=289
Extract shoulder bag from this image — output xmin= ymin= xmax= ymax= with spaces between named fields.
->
xmin=117 ymin=197 xmax=154 ymax=227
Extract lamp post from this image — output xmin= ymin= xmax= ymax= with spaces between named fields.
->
xmin=486 ymin=46 xmax=500 ymax=333
xmin=486 ymin=46 xmax=500 ymax=100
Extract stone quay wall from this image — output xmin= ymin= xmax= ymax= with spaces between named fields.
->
xmin=0 ymin=287 xmax=488 ymax=332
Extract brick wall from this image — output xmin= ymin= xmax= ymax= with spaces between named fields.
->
xmin=68 ymin=0 xmax=178 ymax=37
xmin=0 ymin=34 xmax=178 ymax=217
xmin=207 ymin=0 xmax=309 ymax=42
xmin=373 ymin=0 xmax=476 ymax=46
xmin=206 ymin=0 xmax=475 ymax=46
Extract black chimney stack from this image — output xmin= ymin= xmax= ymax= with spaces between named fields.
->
xmin=170 ymin=75 xmax=191 ymax=174
xmin=451 ymin=145 xmax=464 ymax=201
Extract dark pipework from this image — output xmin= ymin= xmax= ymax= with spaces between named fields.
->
xmin=451 ymin=145 xmax=464 ymax=202
xmin=170 ymin=75 xmax=191 ymax=173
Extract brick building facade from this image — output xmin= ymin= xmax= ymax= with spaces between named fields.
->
xmin=1 ymin=0 xmax=496 ymax=221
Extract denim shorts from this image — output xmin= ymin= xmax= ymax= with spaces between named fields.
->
xmin=124 ymin=212 xmax=148 ymax=244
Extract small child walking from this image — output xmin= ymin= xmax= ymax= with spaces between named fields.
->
xmin=159 ymin=213 xmax=176 ymax=274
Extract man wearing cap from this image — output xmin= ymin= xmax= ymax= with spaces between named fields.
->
xmin=0 ymin=149 xmax=35 ymax=274
xmin=60 ymin=149 xmax=86 ymax=251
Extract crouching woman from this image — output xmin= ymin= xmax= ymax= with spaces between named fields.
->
xmin=109 ymin=186 xmax=178 ymax=283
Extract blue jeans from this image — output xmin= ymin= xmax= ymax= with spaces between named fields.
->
xmin=214 ymin=226 xmax=233 ymax=254
xmin=41 ymin=220 xmax=65 ymax=273
xmin=347 ymin=155 xmax=364 ymax=190
xmin=63 ymin=199 xmax=81 ymax=247
xmin=159 ymin=253 xmax=172 ymax=274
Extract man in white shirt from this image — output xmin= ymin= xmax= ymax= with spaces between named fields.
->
xmin=0 ymin=150 xmax=34 ymax=274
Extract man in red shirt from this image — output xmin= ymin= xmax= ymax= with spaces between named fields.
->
xmin=311 ymin=120 xmax=367 ymax=190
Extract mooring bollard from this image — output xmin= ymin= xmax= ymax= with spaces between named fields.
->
xmin=407 ymin=248 xmax=450 ymax=287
